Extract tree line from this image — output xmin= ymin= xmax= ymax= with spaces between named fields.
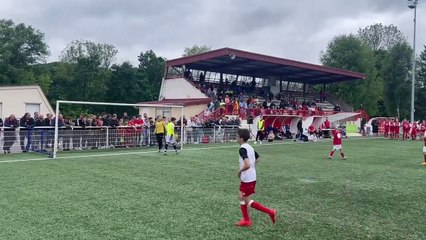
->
xmin=1 ymin=19 xmax=426 ymax=119
xmin=321 ymin=23 xmax=426 ymax=119
xmin=0 ymin=19 xmax=165 ymax=118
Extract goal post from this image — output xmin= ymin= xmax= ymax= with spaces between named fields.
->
xmin=52 ymin=100 xmax=185 ymax=158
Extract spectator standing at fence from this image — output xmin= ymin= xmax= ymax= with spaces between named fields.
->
xmin=3 ymin=114 xmax=18 ymax=153
xmin=61 ymin=117 xmax=73 ymax=151
xmin=52 ymin=114 xmax=66 ymax=148
xmin=19 ymin=113 xmax=35 ymax=152
xmin=0 ymin=117 xmax=3 ymax=128
xmin=132 ymin=115 xmax=143 ymax=146
xmin=32 ymin=114 xmax=44 ymax=150
xmin=142 ymin=113 xmax=151 ymax=146
xmin=43 ymin=113 xmax=54 ymax=148
xmin=107 ymin=114 xmax=119 ymax=147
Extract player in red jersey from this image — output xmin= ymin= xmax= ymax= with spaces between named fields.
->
xmin=420 ymin=120 xmax=426 ymax=138
xmin=328 ymin=126 xmax=347 ymax=160
xmin=389 ymin=119 xmax=395 ymax=140
xmin=235 ymin=128 xmax=276 ymax=227
xmin=422 ymin=131 xmax=426 ymax=166
xmin=384 ymin=119 xmax=390 ymax=139
xmin=402 ymin=120 xmax=410 ymax=140
xmin=394 ymin=119 xmax=400 ymax=140
xmin=411 ymin=122 xmax=418 ymax=140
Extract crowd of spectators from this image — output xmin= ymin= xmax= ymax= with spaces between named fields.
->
xmin=186 ymin=72 xmax=334 ymax=120
xmin=0 ymin=110 xmax=242 ymax=153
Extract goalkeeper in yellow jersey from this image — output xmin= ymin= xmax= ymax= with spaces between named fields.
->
xmin=165 ymin=117 xmax=179 ymax=154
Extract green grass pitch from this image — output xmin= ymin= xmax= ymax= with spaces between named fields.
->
xmin=0 ymin=138 xmax=425 ymax=240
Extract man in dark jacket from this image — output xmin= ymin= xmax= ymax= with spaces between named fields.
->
xmin=4 ymin=114 xmax=19 ymax=153
xmin=19 ymin=113 xmax=35 ymax=152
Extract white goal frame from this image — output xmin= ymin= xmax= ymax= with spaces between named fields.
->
xmin=53 ymin=100 xmax=185 ymax=158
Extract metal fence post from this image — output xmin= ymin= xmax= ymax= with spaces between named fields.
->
xmin=106 ymin=127 xmax=109 ymax=147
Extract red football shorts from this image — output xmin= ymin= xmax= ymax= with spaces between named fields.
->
xmin=240 ymin=181 xmax=256 ymax=197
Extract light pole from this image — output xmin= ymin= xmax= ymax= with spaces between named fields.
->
xmin=408 ymin=0 xmax=418 ymax=123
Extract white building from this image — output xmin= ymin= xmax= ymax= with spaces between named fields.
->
xmin=0 ymin=85 xmax=54 ymax=120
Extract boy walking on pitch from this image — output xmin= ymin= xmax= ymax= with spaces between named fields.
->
xmin=235 ymin=128 xmax=276 ymax=227
xmin=329 ymin=126 xmax=347 ymax=160
xmin=164 ymin=117 xmax=178 ymax=154
xmin=422 ymin=131 xmax=426 ymax=166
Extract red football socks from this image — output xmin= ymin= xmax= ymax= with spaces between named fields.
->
xmin=424 ymin=155 xmax=426 ymax=162
xmin=250 ymin=201 xmax=273 ymax=215
xmin=240 ymin=204 xmax=250 ymax=221
xmin=329 ymin=151 xmax=335 ymax=157
xmin=340 ymin=153 xmax=345 ymax=158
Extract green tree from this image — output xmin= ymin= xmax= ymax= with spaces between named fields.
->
xmin=415 ymin=45 xmax=426 ymax=119
xmin=60 ymin=40 xmax=117 ymax=68
xmin=381 ymin=42 xmax=412 ymax=118
xmin=105 ymin=62 xmax=142 ymax=115
xmin=0 ymin=19 xmax=49 ymax=85
xmin=138 ymin=50 xmax=166 ymax=101
xmin=183 ymin=45 xmax=211 ymax=56
xmin=320 ymin=34 xmax=382 ymax=115
xmin=59 ymin=40 xmax=117 ymax=101
xmin=358 ymin=23 xmax=407 ymax=52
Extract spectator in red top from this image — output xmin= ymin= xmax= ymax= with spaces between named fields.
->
xmin=328 ymin=127 xmax=347 ymax=160
xmin=323 ymin=117 xmax=331 ymax=138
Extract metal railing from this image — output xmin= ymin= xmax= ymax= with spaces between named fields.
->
xmin=0 ymin=125 xmax=240 ymax=154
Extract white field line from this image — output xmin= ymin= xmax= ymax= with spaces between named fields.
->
xmin=0 ymin=137 xmax=380 ymax=164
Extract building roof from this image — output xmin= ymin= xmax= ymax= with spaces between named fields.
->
xmin=166 ymin=47 xmax=366 ymax=84
xmin=142 ymin=98 xmax=211 ymax=107
xmin=0 ymin=85 xmax=54 ymax=114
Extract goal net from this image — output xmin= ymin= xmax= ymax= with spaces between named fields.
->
xmin=48 ymin=100 xmax=184 ymax=158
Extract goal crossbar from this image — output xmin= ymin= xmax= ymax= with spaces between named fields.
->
xmin=53 ymin=100 xmax=185 ymax=158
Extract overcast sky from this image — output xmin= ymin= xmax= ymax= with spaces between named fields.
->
xmin=1 ymin=0 xmax=425 ymax=65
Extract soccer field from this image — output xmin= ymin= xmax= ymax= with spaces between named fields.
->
xmin=0 ymin=138 xmax=425 ymax=240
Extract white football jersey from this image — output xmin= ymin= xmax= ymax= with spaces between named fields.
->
xmin=239 ymin=143 xmax=256 ymax=182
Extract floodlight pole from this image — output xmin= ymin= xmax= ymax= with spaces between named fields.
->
xmin=409 ymin=0 xmax=418 ymax=123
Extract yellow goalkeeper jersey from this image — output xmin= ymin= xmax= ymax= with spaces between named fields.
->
xmin=166 ymin=122 xmax=175 ymax=136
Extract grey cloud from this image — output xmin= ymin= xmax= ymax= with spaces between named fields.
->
xmin=0 ymin=0 xmax=425 ymax=65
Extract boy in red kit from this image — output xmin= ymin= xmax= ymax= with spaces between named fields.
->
xmin=420 ymin=120 xmax=426 ymax=137
xmin=411 ymin=122 xmax=418 ymax=140
xmin=328 ymin=126 xmax=347 ymax=160
xmin=235 ymin=129 xmax=276 ymax=227
xmin=394 ymin=119 xmax=400 ymax=140
xmin=402 ymin=120 xmax=410 ymax=140
xmin=422 ymin=131 xmax=426 ymax=166
xmin=384 ymin=119 xmax=389 ymax=139
xmin=389 ymin=119 xmax=395 ymax=140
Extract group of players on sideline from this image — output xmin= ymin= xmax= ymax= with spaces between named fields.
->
xmin=378 ymin=118 xmax=426 ymax=140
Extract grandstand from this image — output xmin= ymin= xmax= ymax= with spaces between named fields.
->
xmin=151 ymin=47 xmax=366 ymax=136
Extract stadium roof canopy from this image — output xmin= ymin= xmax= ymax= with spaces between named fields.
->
xmin=166 ymin=48 xmax=366 ymax=85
